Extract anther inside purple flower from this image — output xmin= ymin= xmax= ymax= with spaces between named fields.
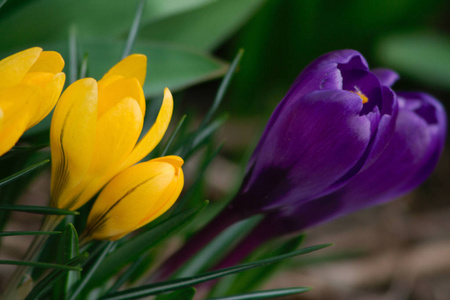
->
xmin=156 ymin=49 xmax=446 ymax=279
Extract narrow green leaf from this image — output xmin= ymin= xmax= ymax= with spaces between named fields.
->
xmin=173 ymin=145 xmax=222 ymax=213
xmin=174 ymin=216 xmax=262 ymax=278
xmin=0 ymin=260 xmax=82 ymax=271
xmin=88 ymin=202 xmax=208 ymax=290
xmin=225 ymin=235 xmax=305 ymax=295
xmin=68 ymin=24 xmax=78 ymax=83
xmin=107 ymin=255 xmax=148 ymax=293
xmin=0 ymin=159 xmax=49 ymax=187
xmin=0 ymin=231 xmax=60 ymax=237
xmin=24 ymin=252 xmax=88 ymax=300
xmin=155 ymin=287 xmax=196 ymax=300
xmin=208 ymin=287 xmax=311 ymax=300
xmin=200 ymin=49 xmax=243 ymax=127
xmin=0 ymin=205 xmax=78 ymax=215
xmin=0 ymin=0 xmax=7 ymax=9
xmin=122 ymin=0 xmax=145 ymax=59
xmin=0 ymin=144 xmax=48 ymax=161
xmin=79 ymin=52 xmax=89 ymax=78
xmin=101 ymin=244 xmax=331 ymax=299
xmin=68 ymin=241 xmax=115 ymax=300
xmin=177 ymin=116 xmax=226 ymax=158
xmin=161 ymin=115 xmax=187 ymax=156
xmin=54 ymin=224 xmax=80 ymax=300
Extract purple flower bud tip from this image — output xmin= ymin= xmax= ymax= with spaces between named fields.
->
xmin=229 ymin=50 xmax=446 ymax=222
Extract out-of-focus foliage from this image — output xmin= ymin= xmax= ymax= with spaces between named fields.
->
xmin=215 ymin=0 xmax=449 ymax=116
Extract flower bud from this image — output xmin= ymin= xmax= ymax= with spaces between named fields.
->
xmin=229 ymin=50 xmax=398 ymax=215
xmin=84 ymin=156 xmax=184 ymax=241
xmin=0 ymin=47 xmax=65 ymax=156
xmin=50 ymin=54 xmax=173 ymax=210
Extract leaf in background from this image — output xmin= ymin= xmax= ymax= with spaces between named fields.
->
xmin=0 ymin=0 xmax=217 ymax=51
xmin=53 ymin=224 xmax=80 ymax=300
xmin=138 ymin=0 xmax=267 ymax=50
xmin=24 ymin=252 xmax=88 ymax=300
xmin=0 ymin=0 xmax=137 ymax=49
xmin=219 ymin=235 xmax=305 ymax=296
xmin=155 ymin=287 xmax=196 ymax=300
xmin=0 ymin=151 xmax=50 ymax=231
xmin=101 ymin=244 xmax=331 ymax=300
xmin=85 ymin=201 xmax=208 ymax=290
xmin=1 ymin=38 xmax=227 ymax=97
xmin=0 ymin=159 xmax=49 ymax=187
xmin=377 ymin=32 xmax=450 ymax=90
xmin=0 ymin=205 xmax=78 ymax=216
xmin=174 ymin=216 xmax=262 ymax=279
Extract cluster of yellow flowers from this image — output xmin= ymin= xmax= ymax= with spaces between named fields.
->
xmin=0 ymin=48 xmax=184 ymax=241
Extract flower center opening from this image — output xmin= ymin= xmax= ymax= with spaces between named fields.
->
xmin=350 ymin=86 xmax=368 ymax=104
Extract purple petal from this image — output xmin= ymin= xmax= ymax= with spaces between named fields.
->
xmin=372 ymin=68 xmax=400 ymax=87
xmin=265 ymin=91 xmax=446 ymax=233
xmin=236 ymin=90 xmax=373 ymax=213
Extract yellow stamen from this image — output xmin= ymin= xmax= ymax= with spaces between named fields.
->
xmin=350 ymin=86 xmax=368 ymax=104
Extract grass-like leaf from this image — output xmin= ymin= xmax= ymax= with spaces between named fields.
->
xmin=155 ymin=287 xmax=196 ymax=300
xmin=0 ymin=159 xmax=49 ymax=187
xmin=122 ymin=0 xmax=145 ymax=59
xmin=0 ymin=0 xmax=7 ymax=9
xmin=222 ymin=235 xmax=305 ymax=295
xmin=68 ymin=24 xmax=78 ymax=83
xmin=200 ymin=49 xmax=243 ymax=127
xmin=53 ymin=223 xmax=80 ymax=300
xmin=0 ymin=231 xmax=60 ymax=237
xmin=0 ymin=260 xmax=82 ymax=271
xmin=161 ymin=115 xmax=187 ymax=156
xmin=0 ymin=144 xmax=48 ymax=161
xmin=68 ymin=241 xmax=115 ymax=300
xmin=0 ymin=204 xmax=78 ymax=215
xmin=101 ymin=244 xmax=331 ymax=300
xmin=86 ymin=202 xmax=208 ymax=290
xmin=208 ymin=287 xmax=311 ymax=300
xmin=24 ymin=252 xmax=88 ymax=300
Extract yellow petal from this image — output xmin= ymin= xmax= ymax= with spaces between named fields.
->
xmin=101 ymin=54 xmax=147 ymax=87
xmin=0 ymin=85 xmax=39 ymax=156
xmin=22 ymin=72 xmax=66 ymax=128
xmin=63 ymin=97 xmax=144 ymax=211
xmin=0 ymin=47 xmax=42 ymax=89
xmin=86 ymin=156 xmax=184 ymax=240
xmin=50 ymin=78 xmax=98 ymax=209
xmin=28 ymin=51 xmax=65 ymax=73
xmin=119 ymin=88 xmax=173 ymax=171
xmin=97 ymin=77 xmax=146 ymax=118
xmin=0 ymin=107 xmax=3 ymax=132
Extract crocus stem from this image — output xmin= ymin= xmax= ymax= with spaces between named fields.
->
xmin=2 ymin=214 xmax=64 ymax=300
xmin=153 ymin=207 xmax=247 ymax=281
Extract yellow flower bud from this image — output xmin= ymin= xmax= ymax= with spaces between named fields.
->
xmin=0 ymin=47 xmax=65 ymax=156
xmin=50 ymin=54 xmax=173 ymax=211
xmin=84 ymin=156 xmax=184 ymax=241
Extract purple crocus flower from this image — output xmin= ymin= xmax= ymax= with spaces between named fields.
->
xmin=212 ymin=91 xmax=447 ymax=269
xmin=230 ymin=50 xmax=398 ymax=215
xmin=155 ymin=50 xmax=406 ymax=278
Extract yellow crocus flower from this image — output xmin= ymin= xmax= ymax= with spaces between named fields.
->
xmin=50 ymin=54 xmax=173 ymax=211
xmin=84 ymin=156 xmax=184 ymax=241
xmin=0 ymin=47 xmax=65 ymax=156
